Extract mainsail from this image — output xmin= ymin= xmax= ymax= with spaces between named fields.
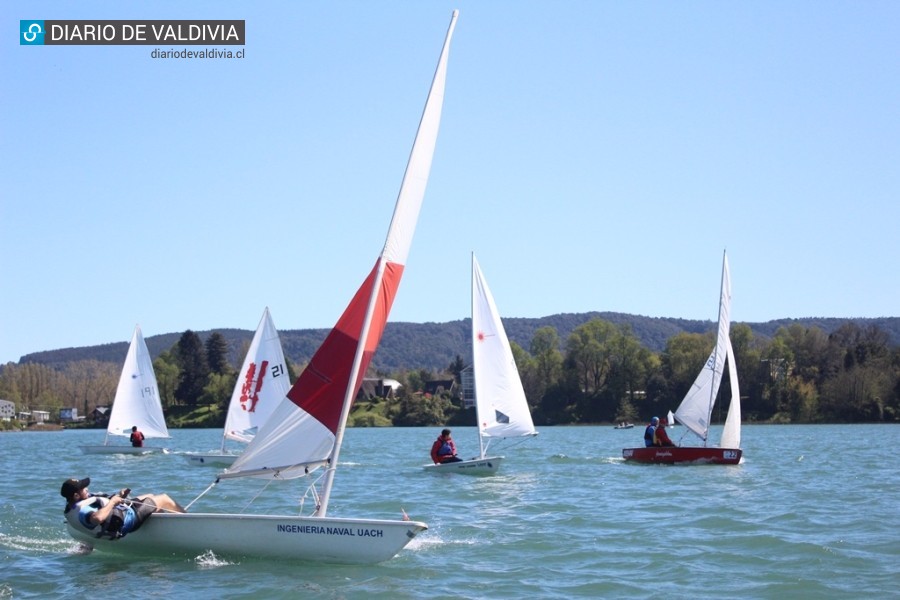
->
xmin=471 ymin=253 xmax=537 ymax=449
xmin=223 ymin=11 xmax=459 ymax=519
xmin=105 ymin=325 xmax=169 ymax=442
xmin=221 ymin=307 xmax=290 ymax=447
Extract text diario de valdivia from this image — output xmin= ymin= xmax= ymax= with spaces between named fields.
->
xmin=37 ymin=21 xmax=244 ymax=45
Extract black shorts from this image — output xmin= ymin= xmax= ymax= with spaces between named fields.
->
xmin=131 ymin=497 xmax=157 ymax=532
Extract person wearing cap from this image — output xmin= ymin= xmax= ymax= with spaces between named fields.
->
xmin=653 ymin=418 xmax=676 ymax=447
xmin=643 ymin=417 xmax=659 ymax=447
xmin=430 ymin=428 xmax=462 ymax=464
xmin=61 ymin=477 xmax=185 ymax=539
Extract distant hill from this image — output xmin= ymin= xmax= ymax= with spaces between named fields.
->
xmin=18 ymin=313 xmax=900 ymax=373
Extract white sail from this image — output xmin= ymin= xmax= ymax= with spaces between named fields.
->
xmin=674 ymin=251 xmax=734 ymax=445
xmin=222 ymin=307 xmax=290 ymax=447
xmin=472 ymin=254 xmax=537 ymax=447
xmin=105 ymin=325 xmax=169 ymax=440
xmin=719 ymin=335 xmax=741 ymax=448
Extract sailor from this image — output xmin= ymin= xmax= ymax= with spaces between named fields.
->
xmin=61 ymin=477 xmax=185 ymax=539
xmin=129 ymin=426 xmax=145 ymax=447
xmin=654 ymin=418 xmax=676 ymax=447
xmin=430 ymin=428 xmax=463 ymax=464
xmin=643 ymin=417 xmax=659 ymax=447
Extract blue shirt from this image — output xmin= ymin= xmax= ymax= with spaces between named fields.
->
xmin=77 ymin=496 xmax=137 ymax=534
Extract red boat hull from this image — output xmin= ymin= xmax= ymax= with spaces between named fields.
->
xmin=622 ymin=446 xmax=742 ymax=465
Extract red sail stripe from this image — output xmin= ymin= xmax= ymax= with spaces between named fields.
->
xmin=286 ymin=260 xmax=404 ymax=435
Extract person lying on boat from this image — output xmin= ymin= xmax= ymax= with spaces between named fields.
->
xmin=61 ymin=477 xmax=185 ymax=539
xmin=643 ymin=417 xmax=659 ymax=447
xmin=431 ymin=428 xmax=463 ymax=463
xmin=653 ymin=419 xmax=676 ymax=447
xmin=129 ymin=425 xmax=145 ymax=447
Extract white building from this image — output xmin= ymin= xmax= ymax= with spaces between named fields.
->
xmin=0 ymin=399 xmax=14 ymax=421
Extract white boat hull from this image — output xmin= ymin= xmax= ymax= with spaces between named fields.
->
xmin=66 ymin=513 xmax=427 ymax=564
xmin=181 ymin=452 xmax=239 ymax=467
xmin=80 ymin=445 xmax=167 ymax=455
xmin=422 ymin=456 xmax=503 ymax=475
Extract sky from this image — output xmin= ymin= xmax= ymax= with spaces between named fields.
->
xmin=2 ymin=1 xmax=898 ymax=365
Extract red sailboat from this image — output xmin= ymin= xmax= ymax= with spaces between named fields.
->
xmin=623 ymin=251 xmax=742 ymax=465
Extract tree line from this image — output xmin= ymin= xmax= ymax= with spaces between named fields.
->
xmin=1 ymin=319 xmax=898 ymax=426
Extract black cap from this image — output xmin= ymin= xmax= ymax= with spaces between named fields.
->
xmin=60 ymin=477 xmax=90 ymax=498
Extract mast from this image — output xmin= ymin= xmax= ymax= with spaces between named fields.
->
xmin=472 ymin=253 xmax=487 ymax=460
xmin=317 ymin=10 xmax=459 ymax=516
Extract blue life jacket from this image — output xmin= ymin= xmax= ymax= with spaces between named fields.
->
xmin=644 ymin=425 xmax=656 ymax=447
xmin=438 ymin=441 xmax=453 ymax=456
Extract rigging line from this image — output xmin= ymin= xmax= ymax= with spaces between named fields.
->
xmin=297 ymin=470 xmax=326 ymax=516
xmin=183 ymin=479 xmax=219 ymax=511
xmin=491 ymin=436 xmax=534 ymax=452
xmin=128 ymin=499 xmax=181 ymax=515
xmin=241 ymin=478 xmax=277 ymax=513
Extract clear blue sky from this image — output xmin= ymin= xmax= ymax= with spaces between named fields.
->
xmin=2 ymin=1 xmax=898 ymax=365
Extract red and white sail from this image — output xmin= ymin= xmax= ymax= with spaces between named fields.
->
xmin=221 ymin=307 xmax=290 ymax=447
xmin=223 ymin=12 xmax=459 ymax=515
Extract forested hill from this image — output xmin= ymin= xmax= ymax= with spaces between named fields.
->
xmin=18 ymin=313 xmax=900 ymax=373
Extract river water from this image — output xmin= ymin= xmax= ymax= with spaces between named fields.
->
xmin=1 ymin=424 xmax=897 ymax=598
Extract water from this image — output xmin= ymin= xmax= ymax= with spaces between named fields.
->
xmin=2 ymin=425 xmax=898 ymax=599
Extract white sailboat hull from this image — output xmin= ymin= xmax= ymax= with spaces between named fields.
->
xmin=422 ymin=456 xmax=503 ymax=475
xmin=80 ymin=445 xmax=167 ymax=455
xmin=66 ymin=512 xmax=427 ymax=564
xmin=181 ymin=452 xmax=239 ymax=467
xmin=182 ymin=452 xmax=239 ymax=467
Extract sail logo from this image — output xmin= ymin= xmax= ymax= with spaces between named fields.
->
xmin=240 ymin=360 xmax=269 ymax=413
xmin=20 ymin=21 xmax=45 ymax=45
xmin=18 ymin=20 xmax=245 ymax=45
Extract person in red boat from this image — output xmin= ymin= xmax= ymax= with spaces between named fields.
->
xmin=431 ymin=428 xmax=462 ymax=463
xmin=654 ymin=418 xmax=676 ymax=447
xmin=643 ymin=417 xmax=659 ymax=447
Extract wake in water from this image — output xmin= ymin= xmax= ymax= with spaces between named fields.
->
xmin=0 ymin=531 xmax=88 ymax=555
xmin=405 ymin=527 xmax=477 ymax=554
xmin=194 ymin=550 xmax=238 ymax=568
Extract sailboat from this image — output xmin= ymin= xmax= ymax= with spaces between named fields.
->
xmin=424 ymin=253 xmax=537 ymax=475
xmin=667 ymin=410 xmax=676 ymax=428
xmin=182 ymin=307 xmax=290 ymax=467
xmin=81 ymin=325 xmax=170 ymax=454
xmin=623 ymin=251 xmax=742 ymax=465
xmin=66 ymin=10 xmax=458 ymax=563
